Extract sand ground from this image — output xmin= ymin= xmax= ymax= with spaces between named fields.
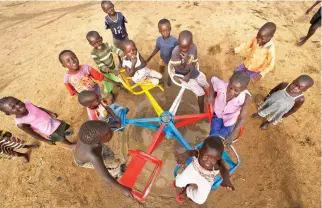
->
xmin=0 ymin=1 xmax=320 ymax=208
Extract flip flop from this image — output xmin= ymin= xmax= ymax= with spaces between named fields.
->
xmin=175 ymin=188 xmax=186 ymax=203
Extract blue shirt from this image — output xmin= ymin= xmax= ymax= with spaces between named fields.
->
xmin=156 ymin=36 xmax=178 ymax=64
xmin=105 ymin=12 xmax=128 ymax=40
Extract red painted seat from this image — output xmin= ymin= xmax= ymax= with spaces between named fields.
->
xmin=119 ymin=150 xmax=162 ymax=202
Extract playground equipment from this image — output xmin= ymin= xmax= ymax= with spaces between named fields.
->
xmin=118 ymin=69 xmax=164 ymax=116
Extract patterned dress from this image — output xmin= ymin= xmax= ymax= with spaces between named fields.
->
xmin=0 ymin=130 xmax=25 ymax=159
xmin=258 ymin=87 xmax=303 ymax=125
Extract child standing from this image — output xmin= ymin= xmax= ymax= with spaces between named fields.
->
xmin=146 ymin=18 xmax=178 ymax=86
xmin=174 ymin=136 xmax=234 ymax=204
xmin=298 ymin=0 xmax=321 ymax=46
xmin=226 ymin=22 xmax=276 ymax=81
xmin=59 ymin=50 xmax=120 ymax=97
xmin=78 ymin=90 xmax=128 ymax=130
xmin=122 ymin=40 xmax=162 ymax=85
xmin=0 ymin=97 xmax=73 ymax=146
xmin=0 ymin=130 xmax=39 ymax=163
xmin=170 ymin=30 xmax=209 ymax=113
xmin=86 ymin=31 xmax=126 ymax=100
xmin=73 ymin=120 xmax=131 ymax=196
xmin=101 ymin=1 xmax=129 ymax=49
xmin=208 ymin=71 xmax=251 ymax=145
xmin=252 ymin=75 xmax=314 ymax=129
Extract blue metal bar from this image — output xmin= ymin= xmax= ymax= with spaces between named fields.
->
xmin=126 ymin=117 xmax=161 ymax=124
xmin=128 ymin=122 xmax=160 ymax=131
xmin=167 ymin=123 xmax=193 ymax=150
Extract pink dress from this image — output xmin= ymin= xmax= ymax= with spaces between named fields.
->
xmin=15 ymin=101 xmax=61 ymax=137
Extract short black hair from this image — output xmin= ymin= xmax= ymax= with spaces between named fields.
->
xmin=158 ymin=18 xmax=171 ymax=28
xmin=58 ymin=50 xmax=74 ymax=64
xmin=179 ymin=30 xmax=193 ymax=43
xmin=202 ymin=136 xmax=224 ymax=154
xmin=121 ymin=39 xmax=135 ymax=51
xmin=297 ymin=74 xmax=314 ymax=88
xmin=78 ymin=90 xmax=97 ymax=107
xmin=0 ymin=96 xmax=16 ymax=113
xmin=230 ymin=71 xmax=250 ymax=87
xmin=86 ymin=31 xmax=100 ymax=41
xmin=101 ymin=1 xmax=113 ymax=9
xmin=78 ymin=120 xmax=111 ymax=145
xmin=260 ymin=22 xmax=277 ymax=36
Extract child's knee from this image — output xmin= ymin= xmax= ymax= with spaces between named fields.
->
xmin=175 ymin=176 xmax=187 ymax=188
xmin=186 ymin=186 xmax=209 ymax=205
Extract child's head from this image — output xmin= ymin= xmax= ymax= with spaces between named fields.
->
xmin=101 ymin=1 xmax=116 ymax=16
xmin=122 ymin=40 xmax=137 ymax=58
xmin=227 ymin=71 xmax=250 ymax=98
xmin=58 ymin=50 xmax=80 ymax=72
xmin=199 ymin=136 xmax=224 ymax=169
xmin=158 ymin=19 xmax=171 ymax=39
xmin=79 ymin=120 xmax=114 ymax=145
xmin=0 ymin=96 xmax=28 ymax=116
xmin=78 ymin=90 xmax=100 ymax=109
xmin=289 ymin=75 xmax=314 ymax=94
xmin=178 ymin=30 xmax=193 ymax=53
xmin=256 ymin=22 xmax=276 ymax=46
xmin=86 ymin=31 xmax=104 ymax=50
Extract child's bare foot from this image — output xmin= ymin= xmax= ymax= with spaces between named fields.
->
xmin=297 ymin=36 xmax=307 ymax=46
xmin=251 ymin=113 xmax=261 ymax=119
xmin=23 ymin=151 xmax=31 ymax=163
xmin=260 ymin=121 xmax=270 ymax=130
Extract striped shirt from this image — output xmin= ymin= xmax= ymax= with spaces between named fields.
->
xmin=91 ymin=43 xmax=124 ymax=73
xmin=0 ymin=130 xmax=25 ymax=159
xmin=234 ymin=38 xmax=275 ymax=77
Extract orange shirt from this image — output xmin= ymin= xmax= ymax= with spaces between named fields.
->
xmin=234 ymin=38 xmax=275 ymax=77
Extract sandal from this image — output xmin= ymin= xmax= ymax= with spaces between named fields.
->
xmin=175 ymin=188 xmax=186 ymax=203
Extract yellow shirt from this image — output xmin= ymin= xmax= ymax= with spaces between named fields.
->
xmin=234 ymin=38 xmax=275 ymax=77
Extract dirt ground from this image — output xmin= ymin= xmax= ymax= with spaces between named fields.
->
xmin=0 ymin=1 xmax=320 ymax=208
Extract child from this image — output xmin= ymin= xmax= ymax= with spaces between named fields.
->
xmin=78 ymin=90 xmax=128 ymax=129
xmin=298 ymin=1 xmax=321 ymax=46
xmin=122 ymin=40 xmax=162 ymax=85
xmin=226 ymin=22 xmax=276 ymax=81
xmin=101 ymin=1 xmax=129 ymax=49
xmin=86 ymin=31 xmax=126 ymax=100
xmin=0 ymin=130 xmax=39 ymax=163
xmin=146 ymin=18 xmax=178 ymax=86
xmin=174 ymin=136 xmax=234 ymax=204
xmin=73 ymin=120 xmax=131 ymax=196
xmin=252 ymin=75 xmax=314 ymax=129
xmin=0 ymin=97 xmax=74 ymax=146
xmin=170 ymin=30 xmax=209 ymax=113
xmin=208 ymin=71 xmax=251 ymax=145
xmin=59 ymin=50 xmax=121 ymax=97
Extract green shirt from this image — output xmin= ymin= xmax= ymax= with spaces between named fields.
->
xmin=91 ymin=43 xmax=124 ymax=72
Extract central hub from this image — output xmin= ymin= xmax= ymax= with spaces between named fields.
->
xmin=160 ymin=111 xmax=173 ymax=124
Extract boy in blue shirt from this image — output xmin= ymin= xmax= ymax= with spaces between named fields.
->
xmin=101 ymin=1 xmax=129 ymax=50
xmin=147 ymin=19 xmax=178 ymax=86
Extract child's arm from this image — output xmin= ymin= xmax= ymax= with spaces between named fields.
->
xmin=91 ymin=54 xmax=109 ymax=73
xmin=89 ymin=67 xmax=121 ymax=87
xmin=147 ymin=40 xmax=160 ymax=63
xmin=218 ymin=159 xmax=235 ymax=191
xmin=125 ymin=53 xmax=147 ymax=77
xmin=17 ymin=124 xmax=53 ymax=145
xmin=226 ymin=38 xmax=254 ymax=54
xmin=64 ymin=83 xmax=78 ymax=96
xmin=264 ymin=82 xmax=288 ymax=101
xmin=225 ymin=94 xmax=251 ymax=145
xmin=89 ymin=151 xmax=132 ymax=196
xmin=255 ymin=46 xmax=275 ymax=81
xmin=284 ymin=96 xmax=305 ymax=117
xmin=104 ymin=106 xmax=121 ymax=123
xmin=306 ymin=0 xmax=321 ymax=14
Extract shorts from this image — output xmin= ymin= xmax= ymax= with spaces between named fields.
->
xmin=102 ymin=72 xmax=121 ymax=93
xmin=209 ymin=113 xmax=234 ymax=137
xmin=235 ymin=64 xmax=261 ymax=79
xmin=50 ymin=121 xmax=70 ymax=142
xmin=310 ymin=7 xmax=321 ymax=26
xmin=181 ymin=72 xmax=209 ymax=96
xmin=132 ymin=67 xmax=162 ymax=85
xmin=113 ymin=36 xmax=129 ymax=49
